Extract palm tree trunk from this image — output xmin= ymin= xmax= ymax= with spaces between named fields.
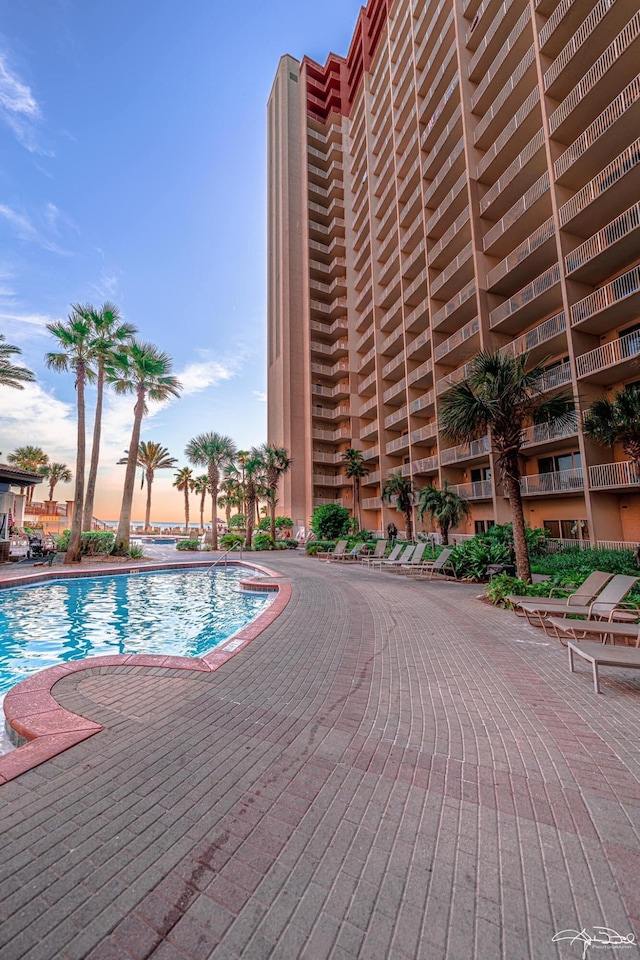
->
xmin=82 ymin=364 xmax=104 ymax=532
xmin=48 ymin=480 xmax=55 ymax=502
xmin=114 ymin=386 xmax=145 ymax=554
xmin=144 ymin=469 xmax=153 ymax=532
xmin=440 ymin=522 xmax=449 ymax=546
xmin=246 ymin=490 xmax=255 ymax=549
xmin=210 ymin=467 xmax=218 ymax=551
xmin=65 ymin=362 xmax=86 ymax=564
xmin=504 ymin=473 xmax=531 ymax=582
xmin=354 ymin=479 xmax=361 ymax=531
xmin=270 ymin=483 xmax=277 ymax=541
xmin=404 ymin=507 xmax=413 ymax=543
xmin=184 ymin=488 xmax=190 ymax=536
xmin=199 ymin=492 xmax=205 ymax=534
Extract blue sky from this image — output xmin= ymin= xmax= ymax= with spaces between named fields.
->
xmin=0 ymin=0 xmax=363 ymax=519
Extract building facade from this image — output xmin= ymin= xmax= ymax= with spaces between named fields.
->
xmin=267 ymin=0 xmax=640 ymax=546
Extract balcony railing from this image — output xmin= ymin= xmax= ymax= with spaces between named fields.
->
xmin=441 ymin=435 xmax=490 ymax=464
xmin=543 ymin=0 xmax=617 ymax=92
xmin=412 ymin=456 xmax=439 ymax=474
xmin=386 ymin=435 xmax=410 ymax=455
xmin=483 ymin=171 xmax=549 ymax=252
xmin=559 ymin=139 xmax=640 ymax=228
xmin=549 ymin=12 xmax=640 ymax=136
xmin=411 ymin=422 xmax=438 ymax=444
xmin=437 ymin=359 xmax=475 ymax=395
xmin=362 ymin=446 xmax=380 ymax=461
xmin=432 ymin=281 xmax=476 ymax=330
xmin=430 ymin=242 xmax=473 ymax=297
xmin=489 ymin=263 xmax=561 ymax=329
xmin=499 ymin=312 xmax=566 ymax=359
xmin=470 ymin=5 xmax=531 ymax=111
xmin=434 ymin=317 xmax=480 ymax=361
xmin=480 ymin=128 xmax=544 ymax=216
xmin=589 ymin=461 xmax=640 ymax=489
xmin=410 ymin=390 xmax=435 ymax=415
xmin=312 ymin=474 xmax=347 ymax=487
xmin=476 ymin=86 xmax=540 ymax=180
xmin=570 ymin=265 xmax=640 ymax=328
xmin=473 ymin=46 xmax=536 ymax=148
xmin=537 ymin=361 xmax=572 ymax=392
xmin=520 ymin=468 xmax=584 ymax=495
xmin=312 ymin=404 xmax=351 ymax=420
xmin=576 ymin=328 xmax=640 ymax=378
xmin=448 ymin=480 xmax=493 ymax=500
xmin=565 ymin=202 xmax=640 ymax=275
xmin=487 ymin=218 xmax=555 ymax=289
xmin=520 ymin=419 xmax=578 ymax=448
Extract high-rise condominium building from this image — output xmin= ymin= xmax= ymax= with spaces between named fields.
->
xmin=267 ymin=0 xmax=640 ymax=546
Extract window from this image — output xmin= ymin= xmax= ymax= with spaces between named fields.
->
xmin=543 ymin=519 xmax=589 ymax=540
xmin=538 ymin=452 xmax=581 ymax=474
xmin=471 ymin=467 xmax=491 ymax=482
xmin=474 ymin=520 xmax=495 ymax=534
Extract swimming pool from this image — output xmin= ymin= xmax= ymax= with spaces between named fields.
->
xmin=0 ymin=567 xmax=273 ymax=697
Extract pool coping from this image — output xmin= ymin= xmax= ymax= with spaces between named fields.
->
xmin=0 ymin=559 xmax=292 ymax=785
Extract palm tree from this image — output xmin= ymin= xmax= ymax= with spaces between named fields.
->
xmin=107 ymin=340 xmax=182 ymax=554
xmin=192 ymin=475 xmax=210 ymax=534
xmin=341 ymin=448 xmax=369 ymax=531
xmin=439 ymin=350 xmax=574 ymax=582
xmin=260 ymin=445 xmax=292 ymax=541
xmin=219 ymin=475 xmax=243 ymax=529
xmin=7 ymin=446 xmax=49 ymax=504
xmin=584 ymin=385 xmax=640 ymax=467
xmin=416 ymin=482 xmax=471 ymax=546
xmin=173 ymin=466 xmax=195 ymax=535
xmin=118 ymin=441 xmax=178 ymax=532
xmin=235 ymin=450 xmax=250 ymax=518
xmin=244 ymin=449 xmax=266 ymax=549
xmin=40 ymin=462 xmax=73 ymax=503
xmin=46 ymin=312 xmax=96 ymax=563
xmin=0 ymin=334 xmax=35 ymax=390
xmin=382 ymin=473 xmax=415 ymax=542
xmin=185 ymin=433 xmax=237 ymax=550
xmin=79 ymin=302 xmax=136 ymax=532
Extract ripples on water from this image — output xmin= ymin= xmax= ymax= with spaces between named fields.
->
xmin=0 ymin=568 xmax=272 ymax=697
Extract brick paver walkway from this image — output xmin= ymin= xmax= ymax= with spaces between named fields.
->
xmin=0 ymin=553 xmax=638 ymax=959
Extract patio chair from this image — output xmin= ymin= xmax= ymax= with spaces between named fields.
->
xmin=368 ymin=543 xmax=403 ymax=570
xmin=507 ymin=571 xmax=614 ymax=615
xmin=411 ymin=547 xmax=456 ymax=581
xmin=566 ymin=639 xmax=640 ymax=694
xmin=375 ymin=544 xmax=416 ymax=572
xmin=518 ymin=574 xmax=640 ymax=633
xmin=395 ymin=543 xmax=429 ymax=575
xmin=334 ymin=542 xmax=366 ymax=563
xmin=317 ymin=539 xmax=348 ymax=561
xmin=361 ymin=540 xmax=388 ymax=567
xmin=546 ymin=616 xmax=640 ymax=648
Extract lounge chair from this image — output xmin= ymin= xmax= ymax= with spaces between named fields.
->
xmin=317 ymin=539 xmax=348 ymax=561
xmin=507 ymin=571 xmax=614 ymax=614
xmin=334 ymin=542 xmax=366 ymax=563
xmin=361 ymin=540 xmax=388 ymax=567
xmin=395 ymin=543 xmax=428 ymax=574
xmin=411 ymin=546 xmax=456 ymax=580
xmin=546 ymin=616 xmax=640 ymax=647
xmin=374 ymin=544 xmax=415 ymax=571
xmin=368 ymin=543 xmax=403 ymax=570
xmin=567 ymin=639 xmax=640 ymax=694
xmin=518 ymin=574 xmax=640 ymax=633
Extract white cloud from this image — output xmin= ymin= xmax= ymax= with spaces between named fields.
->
xmin=0 ymin=204 xmax=38 ymax=242
xmin=252 ymin=390 xmax=267 ymax=403
xmin=0 ymin=381 xmax=76 ymax=462
xmin=0 ymin=311 xmax=61 ymax=330
xmin=176 ymin=359 xmax=237 ymax=396
xmin=0 ymin=51 xmax=46 ymax=154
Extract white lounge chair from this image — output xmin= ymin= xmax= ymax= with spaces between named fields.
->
xmin=411 ymin=547 xmax=456 ymax=580
xmin=518 ymin=575 xmax=639 ymax=633
xmin=376 ymin=544 xmax=416 ymax=571
xmin=361 ymin=540 xmax=388 ymax=567
xmin=507 ymin=571 xmax=614 ymax=614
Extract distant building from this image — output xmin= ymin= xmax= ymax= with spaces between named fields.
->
xmin=267 ymin=0 xmax=640 ymax=547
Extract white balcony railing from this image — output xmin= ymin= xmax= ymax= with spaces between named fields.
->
xmin=576 ymin=329 xmax=640 ymax=378
xmin=441 ymin=435 xmax=490 ymax=464
xmin=589 ymin=461 xmax=640 ymax=489
xmin=571 ymin=265 xmax=640 ymax=328
xmin=565 ymin=202 xmax=640 ymax=275
xmin=499 ymin=312 xmax=566 ymax=359
xmin=520 ymin=419 xmax=578 ymax=447
xmin=520 ymin=468 xmax=584 ymax=495
xmin=448 ymin=480 xmax=493 ymax=499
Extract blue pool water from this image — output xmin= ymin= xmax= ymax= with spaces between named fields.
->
xmin=0 ymin=568 xmax=272 ymax=696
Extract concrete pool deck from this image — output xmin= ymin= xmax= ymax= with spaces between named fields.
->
xmin=0 ymin=551 xmax=639 ymax=959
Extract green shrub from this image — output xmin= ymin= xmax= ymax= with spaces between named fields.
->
xmin=55 ymin=530 xmax=115 ymax=556
xmin=481 ymin=523 xmax=551 ymax=557
xmin=220 ymin=533 xmax=244 ymax=550
xmin=531 ymin=547 xmax=639 ymax=585
xmin=176 ymin=538 xmax=201 ymax=551
xmin=310 ymin=504 xmax=351 ymax=540
xmin=484 ymin=574 xmax=564 ymax=607
xmin=258 ymin=516 xmax=294 ymax=532
xmin=275 ymin=538 xmax=298 ymax=549
xmin=306 ymin=540 xmax=336 ymax=556
xmin=229 ymin=514 xmax=246 ymax=530
xmin=127 ymin=545 xmax=144 ymax=560
xmin=253 ymin=533 xmax=275 ymax=551
xmin=450 ymin=538 xmax=511 ymax=581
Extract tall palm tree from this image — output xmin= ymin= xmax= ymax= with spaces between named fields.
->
xmin=79 ymin=302 xmax=136 ymax=532
xmin=107 ymin=340 xmax=182 ymax=554
xmin=416 ymin=482 xmax=470 ymax=545
xmin=185 ymin=433 xmax=237 ymax=550
xmin=40 ymin=462 xmax=73 ymax=503
xmin=235 ymin=450 xmax=250 ymax=519
xmin=382 ymin=474 xmax=415 ymax=542
xmin=219 ymin=475 xmax=243 ymax=529
xmin=46 ymin=312 xmax=96 ymax=563
xmin=118 ymin=441 xmax=178 ymax=532
xmin=244 ymin=449 xmax=267 ymax=549
xmin=260 ymin=444 xmax=292 ymax=541
xmin=7 ymin=446 xmax=49 ymax=504
xmin=0 ymin=334 xmax=35 ymax=390
xmin=439 ymin=350 xmax=574 ymax=582
xmin=341 ymin=448 xmax=369 ymax=531
xmin=192 ymin=475 xmax=210 ymax=534
xmin=173 ymin=466 xmax=195 ymax=535
xmin=584 ymin=384 xmax=640 ymax=467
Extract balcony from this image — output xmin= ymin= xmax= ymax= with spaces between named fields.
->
xmin=383 ymin=378 xmax=407 ymax=405
xmin=520 ymin=420 xmax=579 ymax=451
xmin=382 ymin=352 xmax=406 ymax=381
xmin=432 ymin=281 xmax=478 ymax=336
xmin=476 ymin=86 xmax=541 ymax=185
xmin=312 ymin=381 xmax=350 ymax=401
xmin=486 ymin=218 xmax=556 ymax=295
xmin=428 ymin=209 xmax=471 ymax=270
xmin=448 ymin=480 xmax=493 ymax=500
xmin=310 ymin=338 xmax=349 ymax=358
xmin=412 ymin=456 xmax=439 ymax=475
xmin=385 ymin=405 xmax=409 ymax=430
xmin=570 ymin=265 xmax=640 ymax=335
xmin=362 ymin=446 xmax=380 ymax=462
xmin=411 ymin=422 xmax=438 ymax=445
xmin=437 ymin=359 xmax=475 ymax=396
xmin=359 ymin=395 xmax=378 ymax=418
xmin=480 ymin=129 xmax=545 ymax=220
xmin=470 ymin=5 xmax=532 ymax=115
xmin=312 ymin=426 xmax=351 ymax=442
xmin=565 ymin=202 xmax=640 ymax=285
xmin=441 ymin=435 xmax=490 ymax=465
xmin=575 ymin=328 xmax=640 ymax=383
xmin=362 ymin=470 xmax=381 ymax=486
xmin=430 ymin=241 xmax=474 ymax=300
xmin=362 ymin=497 xmax=382 ymax=511
xmin=589 ymin=461 xmax=640 ymax=490
xmin=312 ymin=404 xmax=351 ymax=422
xmin=386 ymin=434 xmax=410 ymax=456
xmin=406 ymin=329 xmax=431 ymax=360
xmin=434 ymin=317 xmax=480 ymax=364
xmin=499 ymin=312 xmax=567 ymax=363
xmin=558 ymin=140 xmax=640 ymax=235
xmin=313 ymin=498 xmax=345 ymax=507
xmin=409 ymin=390 xmax=435 ymax=417
xmin=408 ymin=358 xmax=434 ymax=388
xmin=538 ymin=361 xmax=572 ymax=393
xmin=312 ymin=451 xmax=343 ymax=465
xmin=311 ymin=359 xmax=349 ymax=380
xmin=473 ymin=46 xmax=536 ymax=152
xmin=313 ymin=474 xmax=347 ymax=488
xmin=357 ymin=344 xmax=377 ymax=374
xmin=482 ymin=171 xmax=550 ymax=257
xmin=520 ymin=469 xmax=584 ymax=496
xmin=489 ymin=263 xmax=562 ymax=334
